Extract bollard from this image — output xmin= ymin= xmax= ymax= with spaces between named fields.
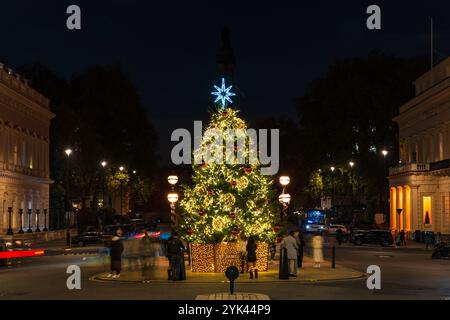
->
xmin=225 ymin=266 xmax=239 ymax=294
xmin=332 ymin=245 xmax=336 ymax=269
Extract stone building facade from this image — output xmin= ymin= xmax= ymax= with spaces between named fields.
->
xmin=0 ymin=64 xmax=54 ymax=235
xmin=389 ymin=57 xmax=450 ymax=235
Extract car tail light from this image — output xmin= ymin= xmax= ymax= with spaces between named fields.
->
xmin=0 ymin=249 xmax=46 ymax=259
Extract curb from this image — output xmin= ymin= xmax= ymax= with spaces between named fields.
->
xmin=89 ymin=273 xmax=368 ymax=285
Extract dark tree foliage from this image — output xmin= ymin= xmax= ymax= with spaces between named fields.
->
xmin=19 ymin=63 xmax=159 ymax=227
xmin=294 ymin=52 xmax=428 ymax=215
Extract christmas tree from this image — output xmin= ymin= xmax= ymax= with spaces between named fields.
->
xmin=179 ymin=79 xmax=279 ymax=244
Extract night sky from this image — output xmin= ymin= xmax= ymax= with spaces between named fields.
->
xmin=2 ymin=0 xmax=450 ymax=164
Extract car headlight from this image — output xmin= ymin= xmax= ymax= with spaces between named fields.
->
xmin=306 ymin=225 xmax=310 ymax=229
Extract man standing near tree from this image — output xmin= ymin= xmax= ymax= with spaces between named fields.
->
xmin=167 ymin=232 xmax=185 ymax=281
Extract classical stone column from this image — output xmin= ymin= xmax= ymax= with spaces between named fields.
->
xmin=6 ymin=207 xmax=13 ymax=235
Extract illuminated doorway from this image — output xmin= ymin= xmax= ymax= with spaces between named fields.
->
xmin=423 ymin=196 xmax=432 ymax=226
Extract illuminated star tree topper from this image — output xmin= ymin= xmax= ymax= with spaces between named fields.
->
xmin=211 ymin=78 xmax=236 ymax=109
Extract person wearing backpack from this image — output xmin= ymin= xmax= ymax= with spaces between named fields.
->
xmin=167 ymin=232 xmax=185 ymax=281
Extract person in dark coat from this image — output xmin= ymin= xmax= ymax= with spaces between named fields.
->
xmin=400 ymin=230 xmax=407 ymax=247
xmin=246 ymin=236 xmax=258 ymax=279
xmin=166 ymin=232 xmax=185 ymax=281
xmin=295 ymin=231 xmax=306 ymax=268
xmin=336 ymin=228 xmax=344 ymax=245
xmin=108 ymin=228 xmax=124 ymax=279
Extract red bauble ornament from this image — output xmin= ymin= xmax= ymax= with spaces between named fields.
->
xmin=221 ymin=111 xmax=228 ymax=117
xmin=230 ymin=180 xmax=237 ymax=187
xmin=244 ymin=166 xmax=252 ymax=174
xmin=229 ymin=212 xmax=236 ymax=219
xmin=231 ymin=228 xmax=240 ymax=236
xmin=187 ymin=228 xmax=194 ymax=235
xmin=199 ymin=210 xmax=206 ymax=216
xmin=208 ymin=190 xmax=214 ymax=195
xmin=200 ymin=160 xmax=207 ymax=169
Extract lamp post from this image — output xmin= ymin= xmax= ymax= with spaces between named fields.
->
xmin=168 ymin=175 xmax=179 ymax=226
xmin=279 ymin=176 xmax=291 ymax=217
xmin=382 ymin=149 xmax=389 ymax=217
xmin=6 ymin=207 xmax=13 ymax=235
xmin=330 ymin=166 xmax=336 ymax=208
xmin=65 ymin=148 xmax=73 ymax=246
xmin=101 ymin=161 xmax=107 ymax=209
xmin=119 ymin=166 xmax=124 ymax=214
xmin=349 ymin=161 xmax=355 ymax=208
xmin=18 ymin=209 xmax=24 ymax=234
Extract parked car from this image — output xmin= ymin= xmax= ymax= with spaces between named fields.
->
xmin=351 ymin=229 xmax=393 ymax=247
xmin=328 ymin=224 xmax=349 ymax=234
xmin=71 ymin=231 xmax=103 ymax=246
xmin=432 ymin=242 xmax=450 ymax=259
xmin=304 ymin=223 xmax=328 ymax=234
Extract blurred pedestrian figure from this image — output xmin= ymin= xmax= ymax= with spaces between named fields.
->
xmin=311 ymin=231 xmax=323 ymax=268
xmin=108 ymin=228 xmax=124 ymax=279
xmin=336 ymin=228 xmax=344 ymax=245
xmin=394 ymin=230 xmax=400 ymax=247
xmin=400 ymin=230 xmax=407 ymax=247
xmin=281 ymin=231 xmax=298 ymax=277
xmin=140 ymin=231 xmax=155 ymax=276
xmin=269 ymin=241 xmax=277 ymax=261
xmin=127 ymin=238 xmax=141 ymax=271
xmin=238 ymin=234 xmax=247 ymax=273
xmin=167 ymin=232 xmax=185 ymax=281
xmin=294 ymin=231 xmax=306 ymax=268
xmin=246 ymin=236 xmax=258 ymax=279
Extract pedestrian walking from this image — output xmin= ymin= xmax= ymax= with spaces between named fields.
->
xmin=246 ymin=236 xmax=258 ymax=279
xmin=281 ymin=231 xmax=298 ymax=277
xmin=311 ymin=231 xmax=323 ymax=268
xmin=400 ymin=230 xmax=407 ymax=247
xmin=166 ymin=232 xmax=185 ymax=281
xmin=294 ymin=231 xmax=306 ymax=268
xmin=269 ymin=241 xmax=277 ymax=261
xmin=108 ymin=228 xmax=124 ymax=279
xmin=238 ymin=235 xmax=248 ymax=273
xmin=336 ymin=228 xmax=344 ymax=245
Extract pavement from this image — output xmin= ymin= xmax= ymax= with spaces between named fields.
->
xmin=1 ymin=242 xmax=450 ymax=299
xmin=91 ymin=256 xmax=366 ymax=284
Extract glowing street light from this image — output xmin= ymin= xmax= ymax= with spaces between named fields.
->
xmin=279 ymin=176 xmax=290 ymax=187
xmin=101 ymin=161 xmax=107 ymax=168
xmin=167 ymin=192 xmax=179 ymax=204
xmin=382 ymin=149 xmax=388 ymax=157
xmin=65 ymin=148 xmax=72 ymax=157
xmin=119 ymin=166 xmax=124 ymax=171
xmin=278 ymin=193 xmax=291 ymax=205
xmin=349 ymin=161 xmax=355 ymax=168
xmin=330 ymin=166 xmax=335 ymax=172
xmin=168 ymin=175 xmax=179 ymax=186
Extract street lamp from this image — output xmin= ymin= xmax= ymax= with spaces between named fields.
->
xmin=168 ymin=175 xmax=180 ymax=226
xmin=100 ymin=161 xmax=107 ymax=209
xmin=119 ymin=166 xmax=125 ymax=214
xmin=382 ymin=149 xmax=389 ymax=218
xmin=65 ymin=148 xmax=72 ymax=157
xmin=330 ymin=166 xmax=336 ymax=208
xmin=278 ymin=193 xmax=291 ymax=205
xmin=64 ymin=149 xmax=73 ymax=246
xmin=349 ymin=161 xmax=355 ymax=168
xmin=168 ymin=175 xmax=179 ymax=189
xmin=278 ymin=176 xmax=291 ymax=217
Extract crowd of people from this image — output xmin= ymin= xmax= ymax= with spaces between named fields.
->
xmin=105 ymin=227 xmax=326 ymax=281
